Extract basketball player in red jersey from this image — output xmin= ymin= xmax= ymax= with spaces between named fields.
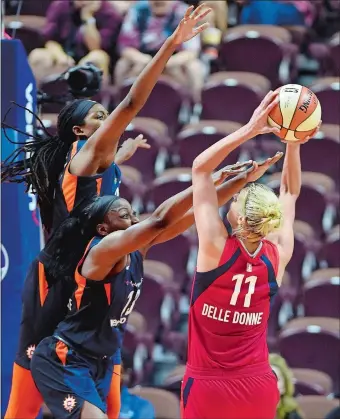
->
xmin=3 ymin=5 xmax=212 ymax=419
xmin=183 ymin=90 xmax=320 ymax=419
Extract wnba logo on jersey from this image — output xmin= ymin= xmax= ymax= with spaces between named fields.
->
xmin=1 ymin=243 xmax=9 ymax=281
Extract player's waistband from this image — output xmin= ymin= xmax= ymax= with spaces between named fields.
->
xmin=53 ymin=334 xmax=120 ymax=362
xmin=185 ymin=361 xmax=272 ymax=379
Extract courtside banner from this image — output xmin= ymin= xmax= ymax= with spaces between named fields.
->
xmin=1 ymin=39 xmax=40 ymax=415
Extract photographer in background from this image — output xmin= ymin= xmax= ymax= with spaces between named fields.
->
xmin=120 ymin=351 xmax=155 ymax=419
xmin=28 ymin=0 xmax=122 ymax=82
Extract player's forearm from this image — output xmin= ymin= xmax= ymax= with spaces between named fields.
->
xmin=152 ymin=167 xmax=233 ymax=228
xmin=192 ymin=124 xmax=253 ymax=174
xmin=114 ymin=147 xmax=128 ymax=165
xmin=152 ymin=184 xmax=196 ymax=228
xmin=127 ymin=36 xmax=177 ymax=109
xmin=149 ymin=171 xmax=250 ymax=245
xmin=280 ymin=143 xmax=301 ymax=197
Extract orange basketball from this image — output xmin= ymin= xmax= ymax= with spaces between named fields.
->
xmin=268 ymin=84 xmax=322 ymax=142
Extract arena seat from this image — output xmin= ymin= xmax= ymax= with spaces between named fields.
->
xmin=303 ymin=275 xmax=340 ymax=318
xmin=175 ymin=120 xmax=243 ymax=169
xmin=119 ymin=165 xmax=145 ymax=211
xmin=143 ymin=260 xmax=181 ymax=328
xmin=219 ymin=25 xmax=297 ymax=87
xmin=296 ymin=395 xmax=339 ymax=419
xmin=318 ymin=225 xmax=340 ymax=268
xmin=124 ymin=311 xmax=154 ymax=384
xmin=116 ymin=75 xmax=191 ymax=135
xmin=268 ymin=172 xmax=336 ymax=238
xmin=278 ymin=317 xmax=340 ymax=392
xmin=199 ymin=72 xmax=269 ymax=123
xmin=309 ymin=32 xmax=340 ymax=77
xmin=119 ymin=117 xmax=171 ymax=182
xmin=310 ymin=77 xmax=340 ymax=125
xmin=146 ymin=235 xmax=193 ymax=290
xmin=4 ymin=16 xmax=45 ymax=54
xmin=307 ymin=268 xmax=340 ymax=282
xmin=300 ymin=133 xmax=340 ymax=185
xmin=292 ymin=368 xmax=333 ymax=396
xmin=144 ymin=168 xmax=192 ymax=210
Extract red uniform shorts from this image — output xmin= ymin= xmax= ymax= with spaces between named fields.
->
xmin=181 ymin=370 xmax=279 ymax=419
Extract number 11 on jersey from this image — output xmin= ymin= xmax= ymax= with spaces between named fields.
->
xmin=230 ymin=274 xmax=257 ymax=308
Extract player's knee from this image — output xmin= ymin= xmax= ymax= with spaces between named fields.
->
xmin=81 ymin=401 xmax=108 ymax=419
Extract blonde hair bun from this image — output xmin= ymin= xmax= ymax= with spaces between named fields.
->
xmin=236 ymin=183 xmax=283 ymax=241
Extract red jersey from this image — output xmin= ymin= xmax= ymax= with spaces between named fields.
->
xmin=187 ymin=236 xmax=279 ymax=376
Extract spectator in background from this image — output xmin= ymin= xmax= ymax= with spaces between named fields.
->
xmin=29 ymin=0 xmax=121 ymax=81
xmin=270 ymin=354 xmax=304 ymax=419
xmin=120 ymin=351 xmax=155 ymax=419
xmin=115 ymin=0 xmax=205 ymax=100
xmin=110 ymin=0 xmax=135 ymax=16
xmin=238 ymin=0 xmax=316 ymax=27
xmin=184 ymin=1 xmax=228 ymax=60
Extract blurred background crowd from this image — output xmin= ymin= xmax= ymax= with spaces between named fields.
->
xmin=2 ymin=1 xmax=340 ymax=418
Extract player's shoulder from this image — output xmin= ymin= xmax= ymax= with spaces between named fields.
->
xmin=261 ymin=239 xmax=280 ymax=275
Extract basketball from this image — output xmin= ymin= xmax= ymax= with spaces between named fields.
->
xmin=268 ymin=84 xmax=322 ymax=142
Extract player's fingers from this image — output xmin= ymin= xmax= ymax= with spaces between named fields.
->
xmin=138 ymin=143 xmax=151 ymax=149
xmin=184 ymin=5 xmax=194 ymax=19
xmin=268 ymin=152 xmax=283 ymax=164
xmin=261 ymin=90 xmax=279 ymax=111
xmin=134 ymin=134 xmax=144 ymax=141
xmin=265 ymin=95 xmax=280 ymax=114
xmin=195 ymin=7 xmax=212 ymax=21
xmin=245 ymin=161 xmax=257 ymax=172
xmin=193 ymin=22 xmax=210 ymax=34
xmin=191 ymin=2 xmax=207 ymax=18
xmin=269 ymin=127 xmax=281 ymax=135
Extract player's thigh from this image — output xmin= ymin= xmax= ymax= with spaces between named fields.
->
xmin=81 ymin=401 xmax=108 ymax=419
xmin=31 ymin=337 xmax=104 ymax=418
xmin=5 ymin=363 xmax=43 ymax=419
xmin=182 ymin=372 xmax=279 ymax=419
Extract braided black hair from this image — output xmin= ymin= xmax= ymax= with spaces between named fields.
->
xmin=43 ymin=195 xmax=121 ymax=280
xmin=1 ymin=99 xmax=97 ymax=233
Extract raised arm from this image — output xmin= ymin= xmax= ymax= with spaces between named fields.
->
xmin=70 ymin=4 xmax=211 ymax=177
xmin=267 ymin=126 xmax=319 ymax=283
xmin=147 ymin=153 xmax=283 ymax=250
xmin=84 ymin=163 xmax=221 ymax=275
xmin=192 ymin=91 xmax=279 ymax=271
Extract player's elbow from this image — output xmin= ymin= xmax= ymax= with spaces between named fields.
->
xmin=192 ymin=157 xmax=208 ymax=174
xmin=148 ymin=214 xmax=169 ymax=231
xmin=124 ymin=89 xmax=145 ymax=111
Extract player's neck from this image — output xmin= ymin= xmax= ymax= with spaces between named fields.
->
xmin=239 ymin=239 xmax=262 ymax=255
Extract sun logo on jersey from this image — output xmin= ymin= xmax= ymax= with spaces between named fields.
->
xmin=63 ymin=395 xmax=77 ymax=412
xmin=26 ymin=345 xmax=36 ymax=359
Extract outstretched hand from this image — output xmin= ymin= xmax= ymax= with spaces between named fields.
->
xmin=246 ymin=90 xmax=281 ymax=137
xmin=171 ymin=3 xmax=212 ymax=45
xmin=115 ymin=134 xmax=150 ymax=165
xmin=213 ymin=161 xmax=253 ymax=186
xmin=281 ymin=121 xmax=322 ymax=145
xmin=246 ymin=152 xmax=284 ymax=182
